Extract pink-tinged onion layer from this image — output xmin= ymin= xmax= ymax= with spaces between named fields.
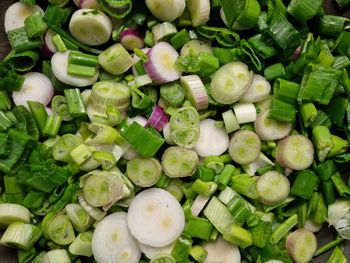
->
xmin=144 ymin=42 xmax=182 ymax=84
xmin=146 ymin=105 xmax=170 ymax=132
xmin=79 ymin=0 xmax=100 ymax=9
xmin=42 ymin=29 xmax=58 ymax=58
xmin=120 ymin=28 xmax=145 ymax=51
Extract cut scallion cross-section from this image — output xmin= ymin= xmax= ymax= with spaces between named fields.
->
xmin=229 ymin=130 xmax=261 ymax=165
xmin=211 ymin=62 xmax=252 ymax=105
xmin=126 ymin=157 xmax=162 ymax=187
xmin=161 ymin=146 xmax=198 ymax=178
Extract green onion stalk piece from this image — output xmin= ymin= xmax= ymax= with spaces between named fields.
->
xmin=80 ymin=169 xmax=131 ymax=211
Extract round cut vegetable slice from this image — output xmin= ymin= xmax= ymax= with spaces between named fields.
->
xmin=202 ymin=236 xmax=241 ymax=263
xmin=126 ymin=157 xmax=162 ymax=187
xmin=12 ymin=72 xmax=54 ymax=108
xmin=161 ymin=146 xmax=199 ymax=178
xmin=286 ymin=229 xmax=317 ymax=263
xmin=145 ymin=0 xmax=186 ymax=22
xmin=228 ymin=130 xmax=261 ymax=165
xmin=91 ymin=80 xmax=131 ymax=108
xmin=239 ymin=74 xmax=271 ymax=103
xmin=256 ymin=171 xmax=290 ymax=205
xmin=180 ymin=40 xmax=213 ymax=57
xmin=4 ymin=2 xmax=44 ymax=32
xmin=194 ymin=119 xmax=230 ymax=157
xmin=169 ymin=106 xmax=200 ymax=148
xmin=127 ymin=188 xmax=185 ymax=247
xmin=69 ymin=9 xmax=112 ymax=46
xmin=187 ymin=0 xmax=211 ymax=27
xmin=92 ymin=212 xmax=141 ymax=263
xmin=254 ymin=110 xmax=292 ymax=141
xmin=211 ymin=62 xmax=252 ymax=105
xmin=144 ymin=42 xmax=182 ymax=84
xmin=0 ymin=203 xmax=31 ymax=227
xmin=275 ymin=135 xmax=314 ymax=170
xmin=51 ymin=51 xmax=99 ymax=87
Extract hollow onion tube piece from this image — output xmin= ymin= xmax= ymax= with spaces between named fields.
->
xmin=138 ymin=241 xmax=175 ymax=260
xmin=229 ymin=130 xmax=261 ymax=165
xmin=126 ymin=157 xmax=162 ymax=187
xmin=202 ymin=236 xmax=241 ymax=263
xmin=286 ymin=229 xmax=317 ymax=263
xmin=42 ymin=213 xmax=75 ymax=245
xmin=194 ymin=119 xmax=229 ymax=157
xmin=0 ymin=222 xmax=42 ymax=250
xmin=211 ymin=62 xmax=252 ymax=105
xmin=169 ymin=106 xmax=200 ymax=148
xmin=145 ymin=0 xmax=186 ymax=22
xmin=187 ymin=0 xmax=210 ymax=27
xmin=161 ymin=146 xmax=199 ymax=178
xmin=239 ymin=74 xmax=271 ymax=103
xmin=51 ymin=51 xmax=99 ymax=87
xmin=69 ymin=9 xmax=112 ymax=46
xmin=92 ymin=212 xmax=141 ymax=263
xmin=4 ymin=2 xmax=44 ymax=33
xmin=127 ymin=188 xmax=185 ymax=247
xmin=12 ymin=72 xmax=54 ymax=109
xmin=0 ymin=203 xmax=31 ymax=228
xmin=98 ymin=43 xmax=133 ymax=75
xmin=254 ymin=110 xmax=292 ymax=141
xmin=276 ymin=135 xmax=314 ymax=170
xmin=256 ymin=171 xmax=290 ymax=205
xmin=144 ymin=42 xmax=182 ymax=84
xmin=180 ymin=40 xmax=213 ymax=57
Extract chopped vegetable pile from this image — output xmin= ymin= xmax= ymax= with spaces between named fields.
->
xmin=0 ymin=0 xmax=350 ymax=262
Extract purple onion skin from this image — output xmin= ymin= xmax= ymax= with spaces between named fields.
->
xmin=120 ymin=29 xmax=145 ymax=51
xmin=147 ymin=105 xmax=169 ymax=131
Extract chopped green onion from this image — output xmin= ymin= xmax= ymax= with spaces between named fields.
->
xmin=171 ymin=234 xmax=193 ymax=263
xmin=270 ymin=214 xmax=298 ymax=244
xmin=191 ymin=179 xmax=218 ymax=197
xmin=190 ymin=245 xmax=207 ymax=263
xmin=64 ymin=89 xmax=86 ymax=118
xmin=266 ymin=11 xmax=301 ymax=56
xmin=42 ymin=213 xmax=75 ymax=245
xmin=312 ymin=125 xmax=334 ymax=162
xmin=291 ymin=170 xmax=318 ymax=200
xmin=223 ymin=223 xmax=253 ymax=249
xmin=264 ymin=63 xmax=285 ymax=81
xmin=300 ymin=102 xmax=317 ymax=127
xmin=126 ymin=157 xmax=162 ymax=187
xmin=122 ymin=122 xmax=165 ymax=157
xmin=287 ymin=0 xmax=323 ymax=24
xmin=0 ymin=222 xmax=42 ymax=250
xmin=184 ymin=216 xmax=214 ymax=240
xmin=22 ymin=191 xmax=46 ymax=209
xmin=7 ymin=27 xmax=42 ymax=53
xmin=24 ymin=11 xmax=47 ymax=39
xmin=68 ymin=231 xmax=93 ymax=257
xmin=171 ymin=29 xmax=190 ymax=49
xmin=268 ymin=98 xmax=296 ymax=123
xmin=204 ymin=196 xmax=234 ymax=233
xmin=43 ymin=5 xmax=71 ymax=26
xmin=43 ymin=114 xmax=62 ymax=137
xmin=331 ymin=172 xmax=350 ymax=198
xmin=314 ymin=236 xmax=344 ymax=257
